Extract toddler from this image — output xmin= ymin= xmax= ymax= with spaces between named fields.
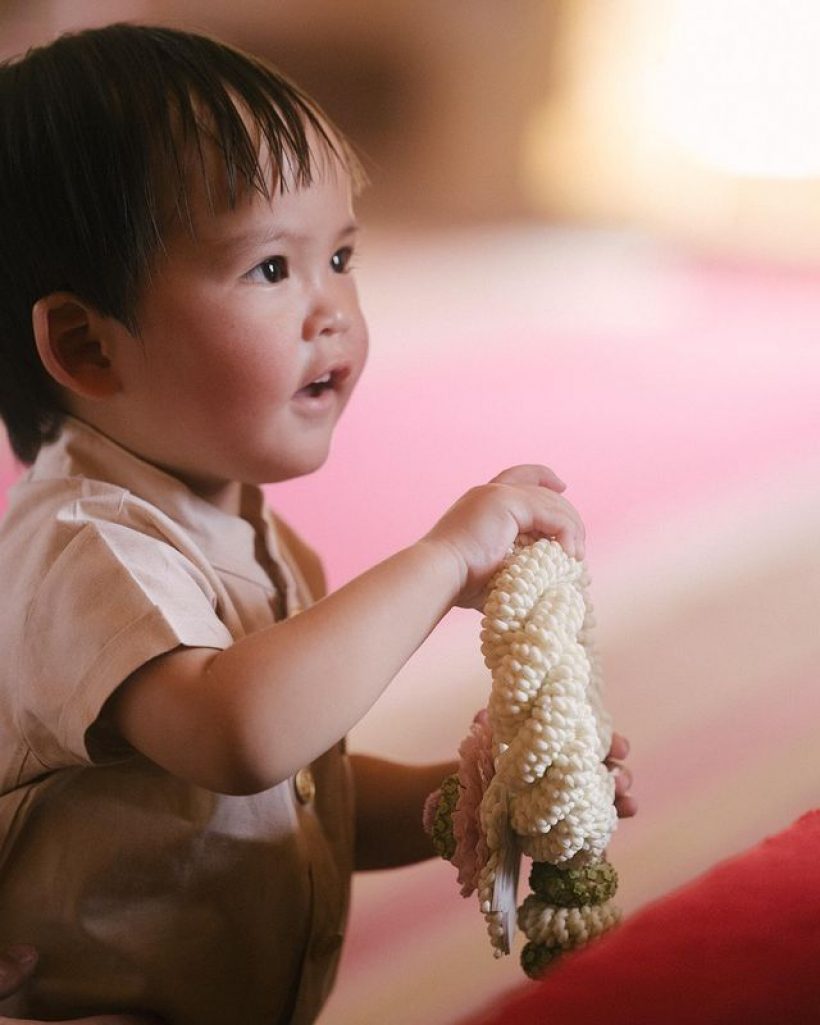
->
xmin=0 ymin=23 xmax=632 ymax=1025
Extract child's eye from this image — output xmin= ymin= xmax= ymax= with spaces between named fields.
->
xmin=249 ymin=255 xmax=288 ymax=284
xmin=331 ymin=246 xmax=354 ymax=274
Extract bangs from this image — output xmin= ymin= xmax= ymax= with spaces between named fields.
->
xmin=147 ymin=31 xmax=367 ymax=220
xmin=5 ymin=24 xmax=365 ymax=312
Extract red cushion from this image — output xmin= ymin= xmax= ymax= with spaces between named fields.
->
xmin=460 ymin=810 xmax=820 ymax=1025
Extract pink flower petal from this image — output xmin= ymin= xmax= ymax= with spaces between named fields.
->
xmin=451 ymin=710 xmax=495 ymax=896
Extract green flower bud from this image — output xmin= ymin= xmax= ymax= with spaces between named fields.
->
xmin=431 ymin=773 xmax=460 ymax=862
xmin=528 ymin=858 xmax=618 ymax=906
xmin=521 ymin=941 xmax=562 ymax=980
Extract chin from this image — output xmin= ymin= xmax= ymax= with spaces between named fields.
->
xmin=256 ymin=446 xmax=332 ymax=486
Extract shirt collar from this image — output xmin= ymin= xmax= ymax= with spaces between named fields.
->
xmin=28 ymin=417 xmax=297 ymax=603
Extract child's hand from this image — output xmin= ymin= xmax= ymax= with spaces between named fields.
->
xmin=606 ymin=732 xmax=638 ymax=818
xmin=423 ymin=464 xmax=585 ymax=610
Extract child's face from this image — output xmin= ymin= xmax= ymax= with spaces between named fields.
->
xmin=106 ymin=148 xmax=368 ymax=505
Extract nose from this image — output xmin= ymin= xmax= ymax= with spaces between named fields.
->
xmin=302 ymin=294 xmax=351 ymax=342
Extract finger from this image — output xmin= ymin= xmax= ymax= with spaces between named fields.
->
xmin=612 ymin=765 xmax=633 ymax=796
xmin=0 ymin=944 xmax=38 ymax=998
xmin=607 ymin=732 xmax=630 ymax=762
xmin=490 ymin=465 xmax=566 ymax=492
xmin=525 ymin=497 xmax=585 ymax=561
xmin=548 ymin=519 xmax=584 ymax=562
xmin=615 ymin=793 xmax=638 ymax=819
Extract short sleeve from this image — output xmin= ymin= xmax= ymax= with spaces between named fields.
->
xmin=16 ymin=520 xmax=234 ymax=768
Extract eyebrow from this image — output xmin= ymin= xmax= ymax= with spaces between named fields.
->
xmin=216 ymin=220 xmax=360 ymax=255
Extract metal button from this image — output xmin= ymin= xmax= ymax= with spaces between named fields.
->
xmin=294 ymin=767 xmax=316 ymax=805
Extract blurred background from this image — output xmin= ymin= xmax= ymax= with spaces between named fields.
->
xmin=1 ymin=1 xmax=819 ymax=1022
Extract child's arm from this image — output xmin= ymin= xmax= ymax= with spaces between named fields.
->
xmin=351 ymin=755 xmax=458 ymax=870
xmin=351 ymin=736 xmax=637 ymax=872
xmin=104 ymin=465 xmax=583 ymax=796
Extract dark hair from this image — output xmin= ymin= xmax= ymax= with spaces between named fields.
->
xmin=0 ymin=23 xmax=363 ymax=463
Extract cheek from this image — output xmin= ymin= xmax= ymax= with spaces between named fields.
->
xmin=136 ymin=274 xmax=304 ymax=419
xmin=192 ymin=352 xmax=294 ymax=415
xmin=151 ymin=313 xmax=293 ymax=403
xmin=351 ymin=313 xmax=370 ymax=377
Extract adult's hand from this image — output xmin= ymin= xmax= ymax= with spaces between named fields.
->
xmin=0 ymin=945 xmax=37 ymax=1002
xmin=0 ymin=945 xmax=162 ymax=1024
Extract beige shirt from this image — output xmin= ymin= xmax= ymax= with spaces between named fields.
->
xmin=0 ymin=418 xmax=354 ymax=1025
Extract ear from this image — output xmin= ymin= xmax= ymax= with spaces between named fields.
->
xmin=31 ymin=293 xmax=122 ymax=399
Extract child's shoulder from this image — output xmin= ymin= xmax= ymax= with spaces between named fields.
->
xmin=2 ymin=467 xmax=176 ymax=555
xmin=0 ymin=475 xmax=189 ymax=633
xmin=1 ymin=419 xmax=202 ymax=562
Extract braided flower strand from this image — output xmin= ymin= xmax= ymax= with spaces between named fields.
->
xmin=424 ymin=538 xmax=621 ymax=977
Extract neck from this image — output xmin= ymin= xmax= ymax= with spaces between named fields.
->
xmin=174 ymin=474 xmax=244 ymax=516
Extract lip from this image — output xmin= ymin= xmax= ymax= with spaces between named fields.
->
xmin=293 ymin=362 xmax=352 ymax=403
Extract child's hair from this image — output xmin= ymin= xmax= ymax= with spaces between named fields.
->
xmin=0 ymin=23 xmax=363 ymax=464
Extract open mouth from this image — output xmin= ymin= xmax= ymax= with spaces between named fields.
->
xmin=303 ymin=372 xmax=334 ymax=398
xmin=298 ymin=367 xmax=348 ymax=400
